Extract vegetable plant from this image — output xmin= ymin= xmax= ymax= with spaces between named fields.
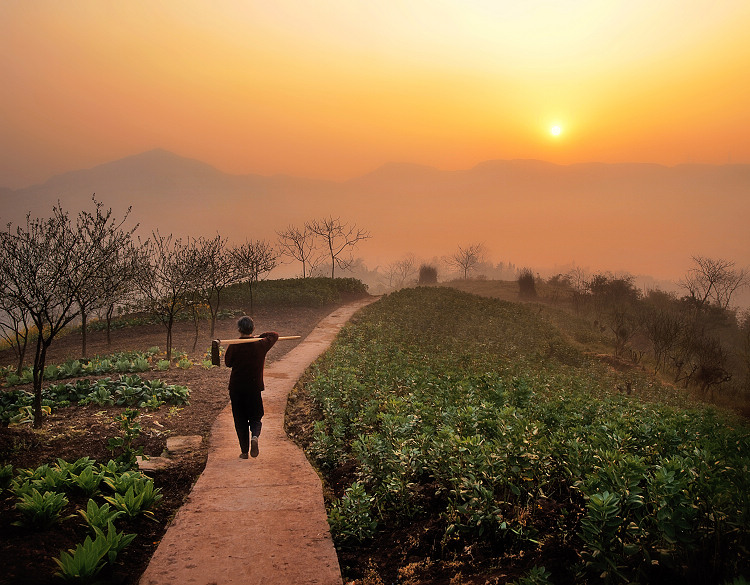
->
xmin=13 ymin=488 xmax=71 ymax=529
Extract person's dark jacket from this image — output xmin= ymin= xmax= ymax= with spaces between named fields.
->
xmin=225 ymin=332 xmax=279 ymax=393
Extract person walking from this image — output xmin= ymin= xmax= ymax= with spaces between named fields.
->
xmin=224 ymin=316 xmax=279 ymax=458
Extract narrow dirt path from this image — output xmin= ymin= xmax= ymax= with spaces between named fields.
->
xmin=139 ymin=297 xmax=377 ymax=585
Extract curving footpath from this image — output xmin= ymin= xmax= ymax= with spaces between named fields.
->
xmin=140 ymin=297 xmax=377 ymax=585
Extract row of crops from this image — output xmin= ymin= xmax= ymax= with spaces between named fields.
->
xmin=0 ymin=374 xmax=190 ymax=424
xmin=0 ymin=346 xmax=214 ymax=388
xmin=303 ymin=287 xmax=749 ymax=584
xmin=0 ymin=347 xmax=198 ymax=423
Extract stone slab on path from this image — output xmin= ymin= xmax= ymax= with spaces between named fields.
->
xmin=139 ymin=297 xmax=376 ymax=585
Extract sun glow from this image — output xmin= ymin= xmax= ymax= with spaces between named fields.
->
xmin=550 ymin=125 xmax=562 ymax=136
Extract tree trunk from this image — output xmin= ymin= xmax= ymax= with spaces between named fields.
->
xmin=209 ymin=290 xmax=221 ymax=339
xmin=192 ymin=308 xmax=199 ymax=352
xmin=15 ymin=331 xmax=28 ymax=374
xmin=32 ymin=336 xmax=49 ymax=429
xmin=81 ymin=309 xmax=88 ymax=358
xmin=248 ymin=280 xmax=255 ymax=317
xmin=106 ymin=305 xmax=115 ymax=346
xmin=166 ymin=316 xmax=174 ymax=364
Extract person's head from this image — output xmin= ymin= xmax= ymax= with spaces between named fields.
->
xmin=237 ymin=316 xmax=254 ymax=336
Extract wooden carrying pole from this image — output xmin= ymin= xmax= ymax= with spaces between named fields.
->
xmin=211 ymin=336 xmax=301 ymax=366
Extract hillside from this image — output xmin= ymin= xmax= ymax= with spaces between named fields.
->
xmin=288 ymin=287 xmax=750 ymax=585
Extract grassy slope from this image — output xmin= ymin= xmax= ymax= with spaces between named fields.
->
xmin=291 ymin=286 xmax=749 ymax=585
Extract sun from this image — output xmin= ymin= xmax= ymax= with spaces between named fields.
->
xmin=550 ymin=125 xmax=562 ymax=136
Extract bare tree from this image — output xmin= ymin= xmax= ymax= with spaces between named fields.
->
xmin=277 ymin=224 xmax=322 ymax=278
xmin=446 ymin=243 xmax=486 ymax=280
xmin=0 ymin=283 xmax=32 ymax=373
xmin=97 ymin=241 xmax=141 ymax=347
xmin=0 ymin=199 xmax=134 ymax=427
xmin=307 ymin=216 xmax=371 ymax=278
xmin=642 ymin=291 xmax=685 ymax=372
xmin=231 ymin=239 xmax=278 ymax=316
xmin=383 ymin=254 xmax=417 ymax=290
xmin=682 ymin=256 xmax=749 ymax=310
xmin=74 ymin=202 xmax=138 ymax=357
xmin=189 ymin=234 xmax=241 ymax=339
xmin=739 ymin=310 xmax=750 ymax=394
xmin=567 ymin=267 xmax=590 ymax=314
xmin=134 ymin=232 xmax=205 ymax=363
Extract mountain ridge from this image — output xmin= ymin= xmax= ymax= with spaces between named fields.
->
xmin=6 ymin=149 xmax=750 ymax=193
xmin=1 ymin=149 xmax=748 ymax=283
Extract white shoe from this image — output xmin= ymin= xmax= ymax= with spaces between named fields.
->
xmin=250 ymin=436 xmax=259 ymax=458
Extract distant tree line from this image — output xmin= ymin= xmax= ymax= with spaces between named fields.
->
xmin=0 ymin=198 xmax=369 ymax=427
xmin=540 ymin=258 xmax=750 ymax=401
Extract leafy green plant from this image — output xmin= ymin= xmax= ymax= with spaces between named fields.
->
xmin=13 ymin=488 xmax=71 ymax=529
xmin=102 ymin=469 xmax=144 ymax=494
xmin=70 ymin=465 xmax=104 ymax=497
xmin=60 ymin=359 xmax=83 ymax=378
xmin=94 ymin=520 xmax=136 ymax=563
xmin=510 ymin=566 xmax=553 ymax=585
xmin=95 ymin=358 xmax=113 ymax=374
xmin=138 ymin=395 xmax=165 ymax=410
xmin=81 ymin=386 xmax=115 ymax=406
xmin=328 ymin=481 xmax=377 ymax=545
xmin=78 ymin=499 xmax=124 ymax=532
xmin=131 ymin=357 xmax=150 ymax=372
xmin=107 ymin=409 xmax=143 ymax=468
xmin=114 ymin=358 xmax=132 ymax=373
xmin=53 ymin=534 xmax=109 ymax=582
xmin=0 ymin=464 xmax=13 ymax=494
xmin=44 ymin=363 xmax=61 ymax=380
xmin=578 ymin=491 xmax=626 ymax=582
xmin=4 ymin=370 xmax=189 ymax=418
xmin=103 ymin=482 xmax=161 ymax=520
xmin=8 ymin=404 xmax=51 ymax=425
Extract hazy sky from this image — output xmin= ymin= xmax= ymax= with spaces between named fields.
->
xmin=2 ymin=1 xmax=750 ymax=189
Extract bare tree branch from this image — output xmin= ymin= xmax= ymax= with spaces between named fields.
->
xmin=231 ymin=239 xmax=278 ymax=316
xmin=277 ymin=224 xmax=322 ymax=278
xmin=307 ymin=217 xmax=371 ymax=278
xmin=445 ymin=243 xmax=486 ymax=280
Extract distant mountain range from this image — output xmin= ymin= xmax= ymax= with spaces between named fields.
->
xmin=2 ymin=148 xmax=749 ymax=283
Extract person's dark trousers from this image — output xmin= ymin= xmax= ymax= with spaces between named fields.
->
xmin=230 ymin=390 xmax=264 ymax=453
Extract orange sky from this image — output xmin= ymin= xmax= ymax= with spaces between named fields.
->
xmin=2 ymin=1 xmax=750 ymax=190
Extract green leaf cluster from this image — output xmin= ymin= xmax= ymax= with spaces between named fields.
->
xmin=53 ymin=522 xmax=136 ymax=582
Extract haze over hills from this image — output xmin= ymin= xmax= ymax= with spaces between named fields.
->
xmin=1 ymin=149 xmax=749 ymax=289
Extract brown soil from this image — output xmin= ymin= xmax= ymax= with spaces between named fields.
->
xmin=0 ymin=304 xmax=335 ymax=585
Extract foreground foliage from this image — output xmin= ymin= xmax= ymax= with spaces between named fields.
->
xmin=302 ymin=287 xmax=750 ymax=584
xmin=3 ymin=456 xmax=159 ymax=582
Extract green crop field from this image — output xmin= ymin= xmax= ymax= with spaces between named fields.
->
xmin=295 ymin=286 xmax=749 ymax=585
